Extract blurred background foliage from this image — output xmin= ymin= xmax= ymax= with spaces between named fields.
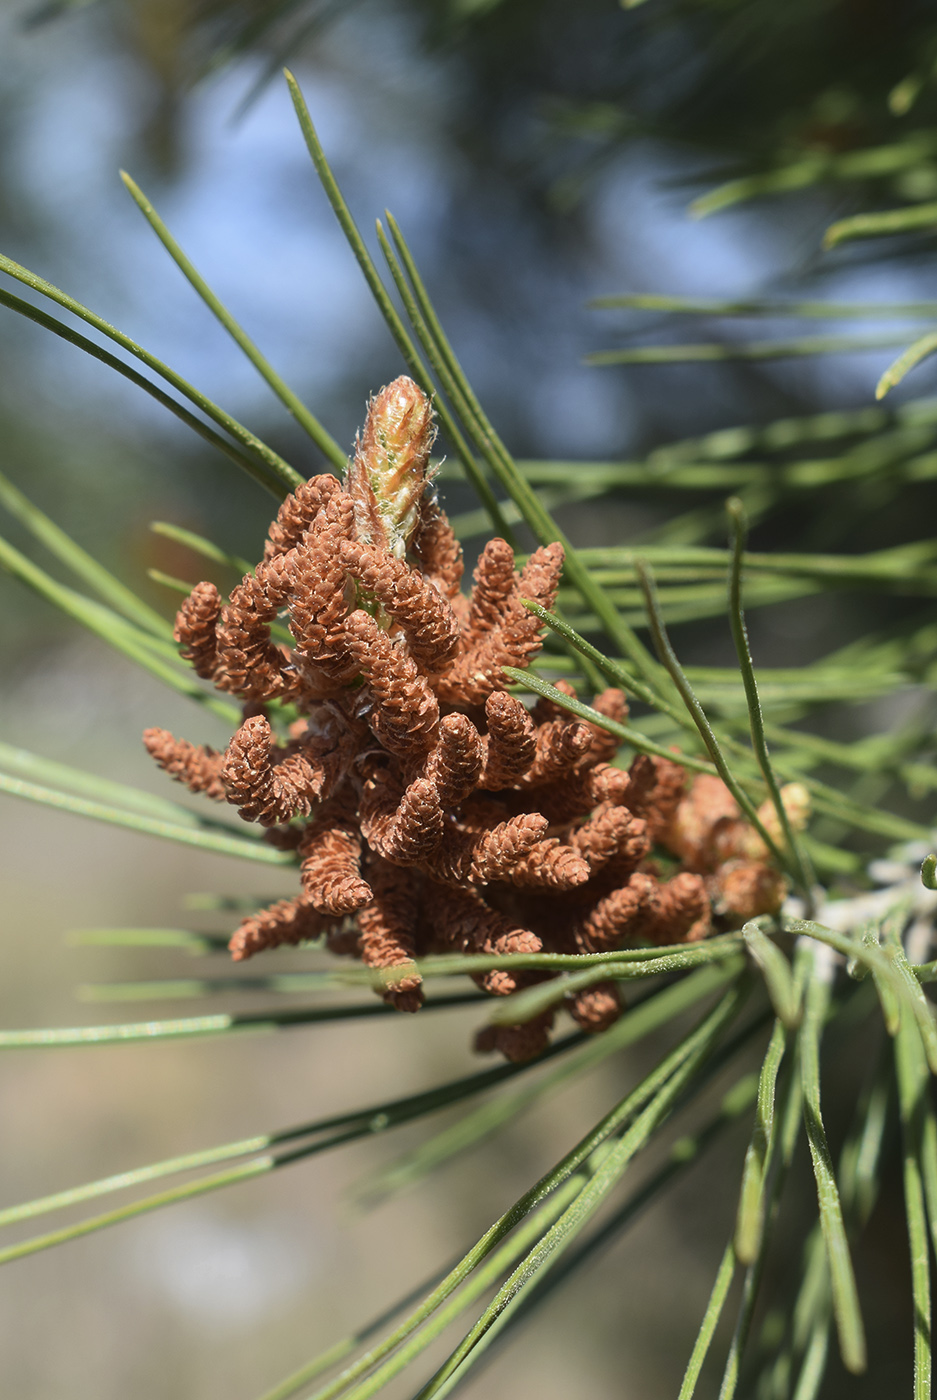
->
xmin=3 ymin=1 xmax=937 ymax=1397
xmin=7 ymin=0 xmax=937 ymax=657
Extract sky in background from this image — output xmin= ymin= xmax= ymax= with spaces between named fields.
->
xmin=3 ymin=0 xmax=933 ymax=487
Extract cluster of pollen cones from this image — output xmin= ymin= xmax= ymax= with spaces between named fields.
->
xmin=144 ymin=376 xmax=797 ymax=1061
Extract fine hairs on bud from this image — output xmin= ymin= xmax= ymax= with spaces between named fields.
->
xmin=146 ymin=378 xmax=795 ymax=1062
xmin=346 ymin=375 xmax=436 ymax=559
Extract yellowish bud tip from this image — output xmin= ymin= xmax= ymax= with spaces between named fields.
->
xmin=753 ymin=782 xmax=812 ymax=856
xmin=346 ymin=376 xmax=436 ymax=557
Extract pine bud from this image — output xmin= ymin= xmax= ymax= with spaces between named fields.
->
xmin=756 ymin=781 xmax=811 ymax=849
xmin=346 ymin=376 xmax=436 ymax=558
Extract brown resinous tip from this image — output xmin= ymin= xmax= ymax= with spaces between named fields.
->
xmin=346 ymin=375 xmax=436 ymax=561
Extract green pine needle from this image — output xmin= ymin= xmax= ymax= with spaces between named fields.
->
xmin=587 ymin=331 xmax=917 ymax=367
xmin=877 ymin=332 xmax=937 ymax=400
xmin=734 ymin=1020 xmax=789 ymax=1263
xmin=0 ymin=770 xmax=289 ymax=864
xmin=0 ymin=256 xmax=301 ymax=496
xmin=359 ymin=963 xmax=738 ymax=1208
xmin=150 ymin=521 xmax=254 ymax=577
xmin=120 ymin=171 xmax=346 ymax=469
xmin=0 ymin=467 xmax=170 ymax=637
xmin=799 ymin=954 xmax=868 ymax=1376
xmin=0 ymin=530 xmax=241 ymax=724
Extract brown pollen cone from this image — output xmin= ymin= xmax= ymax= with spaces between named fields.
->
xmin=213 ymin=568 xmax=294 ymax=702
xmin=356 ymin=859 xmax=424 ymax=1012
xmin=634 ymin=871 xmax=711 ymax=946
xmin=462 ymin=538 xmax=517 ymax=643
xmin=146 ymin=377 xmax=794 ymax=1060
xmin=424 ymin=883 xmax=541 ymax=997
xmin=506 ymin=839 xmax=591 ymax=890
xmin=531 ymin=677 xmax=578 ymax=724
xmin=568 ymin=982 xmax=621 ymax=1034
xmin=344 ymin=609 xmax=440 ymax=761
xmin=263 ymin=472 xmax=339 ymax=561
xmin=480 ymin=693 xmax=537 ymax=789
xmin=142 ymin=728 xmax=226 ymax=801
xmin=222 ymin=715 xmax=325 ymax=825
xmin=381 ymin=778 xmax=446 ymax=864
xmin=424 ymin=714 xmax=485 ymax=809
xmin=411 ymin=498 xmax=464 ymax=601
xmin=174 ymin=581 xmax=222 ymax=680
xmin=663 ymin=773 xmax=742 ymax=871
xmin=581 ymin=689 xmax=629 ymax=766
xmin=624 ymin=754 xmax=687 ymax=841
xmin=714 ymin=859 xmax=786 ymax=922
xmin=287 ymin=491 xmax=358 ymax=691
xmin=574 ymin=871 xmax=659 ymax=953
xmin=469 ymin=812 xmax=551 ymax=884
xmin=435 ymin=542 xmax=565 ymax=705
xmin=568 ymin=803 xmax=647 ymax=876
xmin=340 ymin=539 xmax=460 ymax=672
xmin=229 ymin=896 xmax=334 ymax=961
xmin=475 ymin=1010 xmax=555 ymax=1063
xmin=520 ymin=718 xmax=594 ymax=787
xmin=299 ymin=804 xmax=372 ymax=915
